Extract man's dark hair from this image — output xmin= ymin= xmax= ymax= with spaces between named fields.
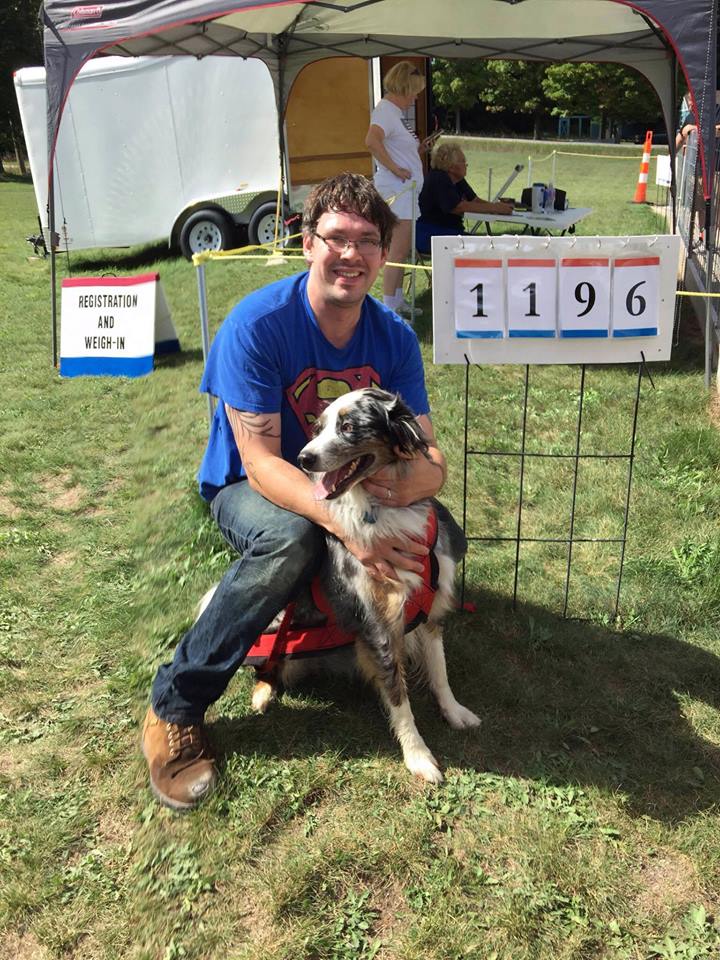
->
xmin=302 ymin=173 xmax=398 ymax=251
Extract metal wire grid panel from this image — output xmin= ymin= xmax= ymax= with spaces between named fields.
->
xmin=459 ymin=358 xmax=646 ymax=620
xmin=676 ymin=129 xmax=720 ymax=369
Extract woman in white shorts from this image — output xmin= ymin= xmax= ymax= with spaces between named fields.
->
xmin=365 ymin=61 xmax=432 ymax=315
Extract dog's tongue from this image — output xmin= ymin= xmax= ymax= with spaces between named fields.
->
xmin=312 ymin=464 xmax=352 ymax=500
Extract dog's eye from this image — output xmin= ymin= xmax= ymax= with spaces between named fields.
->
xmin=340 ymin=420 xmax=354 ymax=437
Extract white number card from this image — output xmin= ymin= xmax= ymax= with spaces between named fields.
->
xmin=507 ymin=258 xmax=557 ymax=338
xmin=611 ymin=256 xmax=659 ymax=337
xmin=453 ymin=257 xmax=505 ymax=339
xmin=558 ymin=257 xmax=611 ymax=338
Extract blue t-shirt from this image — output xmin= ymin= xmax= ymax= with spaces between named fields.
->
xmin=197 ymin=272 xmax=429 ymax=501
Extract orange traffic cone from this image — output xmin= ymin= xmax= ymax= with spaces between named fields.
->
xmin=632 ymin=130 xmax=653 ymax=203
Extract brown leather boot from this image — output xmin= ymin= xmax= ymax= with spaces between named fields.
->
xmin=142 ymin=707 xmax=217 ymax=811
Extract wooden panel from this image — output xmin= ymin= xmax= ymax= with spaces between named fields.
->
xmin=287 ymin=58 xmax=373 ymax=186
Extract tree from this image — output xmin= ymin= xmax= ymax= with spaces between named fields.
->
xmin=479 ymin=60 xmax=551 ymax=140
xmin=432 ymin=59 xmax=552 ymax=139
xmin=542 ymin=63 xmax=660 ymax=140
xmin=431 ymin=58 xmax=491 ymax=134
xmin=0 ymin=0 xmax=43 ymax=177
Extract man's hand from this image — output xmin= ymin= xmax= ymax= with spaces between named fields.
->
xmin=362 ymin=414 xmax=446 ymax=510
xmin=362 ymin=451 xmax=445 ymax=508
xmin=340 ymin=530 xmax=428 ymax=582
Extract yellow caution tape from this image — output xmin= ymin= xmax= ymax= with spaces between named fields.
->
xmin=676 ymin=289 xmax=720 ymax=297
xmin=554 ymin=150 xmax=648 ymax=160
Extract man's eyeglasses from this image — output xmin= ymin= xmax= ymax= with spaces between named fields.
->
xmin=314 ymin=232 xmax=383 ymax=255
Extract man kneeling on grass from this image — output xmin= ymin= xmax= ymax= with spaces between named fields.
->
xmin=142 ymin=172 xmax=449 ymax=809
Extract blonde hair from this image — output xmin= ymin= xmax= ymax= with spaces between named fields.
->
xmin=383 ymin=61 xmax=426 ymax=98
xmin=431 ymin=142 xmax=465 ymax=173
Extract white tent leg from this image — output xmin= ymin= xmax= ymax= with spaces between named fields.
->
xmin=409 ymin=179 xmax=417 ymax=319
xmin=196 ymin=262 xmax=215 ymax=429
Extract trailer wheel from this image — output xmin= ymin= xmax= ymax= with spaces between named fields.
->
xmin=179 ymin=209 xmax=234 ymax=259
xmin=247 ymin=201 xmax=291 ymax=247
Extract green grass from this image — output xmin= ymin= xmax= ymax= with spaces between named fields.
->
xmin=458 ymin=137 xmax=669 ymax=236
xmin=1 ymin=138 xmax=720 ymax=959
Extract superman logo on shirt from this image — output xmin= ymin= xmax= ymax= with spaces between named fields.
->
xmin=286 ymin=365 xmax=381 ymax=438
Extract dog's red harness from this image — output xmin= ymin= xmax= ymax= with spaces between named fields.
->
xmin=244 ymin=508 xmax=439 ymax=669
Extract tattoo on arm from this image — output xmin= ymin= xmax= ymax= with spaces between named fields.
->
xmin=225 ymin=406 xmax=280 ymax=490
xmin=225 ymin=406 xmax=280 ymax=441
xmin=231 ymin=410 xmax=280 ymax=439
xmin=244 ymin=460 xmax=262 ymax=488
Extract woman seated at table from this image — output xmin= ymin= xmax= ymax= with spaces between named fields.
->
xmin=416 ymin=142 xmax=514 ymax=253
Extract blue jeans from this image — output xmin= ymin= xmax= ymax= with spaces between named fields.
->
xmin=151 ymin=481 xmax=326 ymax=724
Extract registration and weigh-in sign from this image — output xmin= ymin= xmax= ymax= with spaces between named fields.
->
xmin=60 ymin=273 xmax=179 ymax=377
xmin=434 ymin=234 xmax=679 ymax=365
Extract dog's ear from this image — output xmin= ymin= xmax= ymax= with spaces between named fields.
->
xmin=387 ymin=395 xmax=429 ymax=457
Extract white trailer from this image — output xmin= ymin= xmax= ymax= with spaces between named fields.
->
xmin=14 ymin=55 xmax=284 ymax=257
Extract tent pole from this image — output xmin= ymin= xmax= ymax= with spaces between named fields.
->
xmin=276 ymin=46 xmax=288 ymax=233
xmin=49 ymin=165 xmax=58 ymax=367
xmin=669 ymin=52 xmax=679 ymax=234
xmin=196 ymin=262 xmax=215 ymax=429
xmin=409 ymin=179 xmax=417 ymax=317
xmin=703 ymin=198 xmax=716 ymax=388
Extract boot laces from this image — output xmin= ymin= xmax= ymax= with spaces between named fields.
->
xmin=167 ymin=722 xmax=204 ymax=760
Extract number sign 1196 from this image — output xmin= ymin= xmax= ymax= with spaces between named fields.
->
xmin=453 ymin=255 xmax=660 ymax=340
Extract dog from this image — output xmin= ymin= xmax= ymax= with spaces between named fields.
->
xmin=200 ymin=388 xmax=480 ymax=783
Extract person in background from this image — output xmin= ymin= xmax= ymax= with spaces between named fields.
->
xmin=675 ymin=94 xmax=720 ymax=251
xmin=365 ymin=61 xmax=435 ymax=316
xmin=416 ymin=142 xmax=514 ymax=253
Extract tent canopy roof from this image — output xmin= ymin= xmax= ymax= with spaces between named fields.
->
xmin=43 ymin=0 xmax=717 ymax=192
xmin=114 ymin=1 xmax=661 ymax=61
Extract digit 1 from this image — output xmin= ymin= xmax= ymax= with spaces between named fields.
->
xmin=470 ymin=282 xmax=487 ymax=317
xmin=523 ymin=281 xmax=539 ymax=317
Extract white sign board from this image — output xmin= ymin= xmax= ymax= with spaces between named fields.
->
xmin=60 ymin=273 xmax=179 ymax=377
xmin=432 ymin=234 xmax=680 ymax=365
xmin=655 ymin=154 xmax=672 ymax=187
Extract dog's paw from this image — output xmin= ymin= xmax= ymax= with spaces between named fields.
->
xmin=443 ymin=701 xmax=482 ymax=730
xmin=405 ymin=748 xmax=444 ymax=784
xmin=251 ymin=680 xmax=277 ymax=714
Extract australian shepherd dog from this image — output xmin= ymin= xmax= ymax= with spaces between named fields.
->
xmin=202 ymin=388 xmax=480 ymax=784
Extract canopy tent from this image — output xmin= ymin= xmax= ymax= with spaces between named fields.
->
xmin=42 ymin=0 xmax=717 ymax=194
xmin=41 ymin=0 xmax=718 ymax=363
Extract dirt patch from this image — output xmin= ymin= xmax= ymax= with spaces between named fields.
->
xmin=635 ymin=852 xmax=702 ymax=919
xmin=0 ymin=930 xmax=49 ymax=960
xmin=96 ymin=808 xmax=135 ymax=849
xmin=40 ymin=472 xmax=88 ymax=512
xmin=0 ymin=495 xmax=22 ymax=520
xmin=231 ymin=880 xmax=278 ymax=955
xmin=709 ymin=391 xmax=720 ymax=428
xmin=49 ymin=549 xmax=78 ymax=568
xmin=373 ymin=878 xmax=408 ymax=943
xmin=0 ymin=747 xmax=31 ymax=785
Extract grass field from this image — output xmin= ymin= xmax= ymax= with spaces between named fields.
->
xmin=2 ymin=137 xmax=720 ymax=960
